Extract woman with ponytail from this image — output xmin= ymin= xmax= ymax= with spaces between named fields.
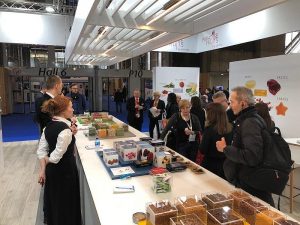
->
xmin=37 ymin=95 xmax=82 ymax=225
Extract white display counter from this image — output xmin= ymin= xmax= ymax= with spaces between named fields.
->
xmin=75 ymin=117 xmax=298 ymax=225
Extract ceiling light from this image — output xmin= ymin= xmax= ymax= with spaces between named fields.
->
xmin=146 ymin=0 xmax=184 ymax=26
xmin=45 ymin=6 xmax=55 ymax=13
xmin=141 ymin=32 xmax=168 ymax=46
xmin=110 ymin=56 xmax=117 ymax=61
xmin=103 ymin=44 xmax=118 ymax=55
xmin=106 ymin=0 xmax=113 ymax=9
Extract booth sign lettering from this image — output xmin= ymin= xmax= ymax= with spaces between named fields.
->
xmin=39 ymin=68 xmax=67 ymax=77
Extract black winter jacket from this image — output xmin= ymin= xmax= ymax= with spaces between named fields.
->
xmin=223 ymin=106 xmax=264 ymax=184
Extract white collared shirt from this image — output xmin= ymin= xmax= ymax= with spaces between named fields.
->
xmin=46 ymin=92 xmax=55 ymax=99
xmin=37 ymin=116 xmax=72 ymax=164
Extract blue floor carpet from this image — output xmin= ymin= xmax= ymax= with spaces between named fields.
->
xmin=2 ymin=113 xmax=40 ymax=142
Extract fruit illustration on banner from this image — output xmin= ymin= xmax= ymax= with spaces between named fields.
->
xmin=245 ymin=80 xmax=256 ymax=89
xmin=254 ymin=89 xmax=267 ymax=97
xmin=179 ymin=82 xmax=184 ymax=88
xmin=267 ymin=79 xmax=281 ymax=95
xmin=186 ymin=82 xmax=198 ymax=96
xmin=276 ymin=102 xmax=288 ymax=116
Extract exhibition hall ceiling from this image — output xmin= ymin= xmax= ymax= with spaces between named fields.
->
xmin=65 ymin=0 xmax=286 ymax=66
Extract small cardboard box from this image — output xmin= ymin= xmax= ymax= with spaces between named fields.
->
xmin=154 ymin=151 xmax=172 ymax=168
xmin=120 ymin=145 xmax=137 ymax=161
xmin=137 ymin=144 xmax=155 ymax=162
xmin=103 ymin=151 xmax=119 ymax=167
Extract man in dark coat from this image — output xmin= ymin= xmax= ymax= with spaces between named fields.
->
xmin=148 ymin=91 xmax=165 ymax=139
xmin=66 ymin=83 xmax=87 ymax=115
xmin=216 ymin=86 xmax=274 ymax=206
xmin=35 ymin=75 xmax=63 ymax=134
xmin=126 ymin=89 xmax=145 ymax=131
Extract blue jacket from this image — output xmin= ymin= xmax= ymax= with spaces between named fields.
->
xmin=66 ymin=93 xmax=87 ymax=114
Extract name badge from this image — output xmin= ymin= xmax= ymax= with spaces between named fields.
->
xmin=189 ymin=134 xmax=196 ymax=142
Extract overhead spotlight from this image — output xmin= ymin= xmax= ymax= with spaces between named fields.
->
xmin=141 ymin=32 xmax=168 ymax=46
xmin=45 ymin=6 xmax=55 ymax=13
xmin=98 ymin=26 xmax=107 ymax=36
xmin=106 ymin=0 xmax=113 ymax=9
xmin=146 ymin=0 xmax=184 ymax=25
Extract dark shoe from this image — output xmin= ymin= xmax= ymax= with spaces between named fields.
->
xmin=43 ymin=216 xmax=48 ymax=224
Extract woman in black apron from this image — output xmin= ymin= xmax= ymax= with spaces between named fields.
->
xmin=37 ymin=95 xmax=82 ymax=225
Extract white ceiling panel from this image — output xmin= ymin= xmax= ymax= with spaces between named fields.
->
xmin=65 ymin=0 xmax=286 ymax=66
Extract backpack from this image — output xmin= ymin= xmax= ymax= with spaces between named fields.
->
xmin=241 ymin=115 xmax=292 ymax=195
xmin=255 ymin=116 xmax=293 ymax=174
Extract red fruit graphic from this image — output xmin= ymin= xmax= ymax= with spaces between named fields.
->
xmin=179 ymin=82 xmax=184 ymax=88
xmin=267 ymin=79 xmax=281 ymax=95
xmin=147 ymin=152 xmax=154 ymax=161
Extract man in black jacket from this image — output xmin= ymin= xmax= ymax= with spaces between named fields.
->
xmin=148 ymin=91 xmax=165 ymax=139
xmin=216 ymin=86 xmax=274 ymax=206
xmin=126 ymin=89 xmax=145 ymax=131
xmin=35 ymin=75 xmax=63 ymax=134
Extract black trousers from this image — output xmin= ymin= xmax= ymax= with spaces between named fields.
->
xmin=128 ymin=118 xmax=143 ymax=131
xmin=149 ymin=118 xmax=160 ymax=139
xmin=115 ymin=101 xmax=122 ymax=113
xmin=176 ymin=141 xmax=199 ymax=163
xmin=238 ymin=179 xmax=275 ymax=207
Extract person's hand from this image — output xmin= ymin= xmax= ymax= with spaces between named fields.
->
xmin=38 ymin=168 xmax=46 ymax=187
xmin=184 ymin=128 xmax=193 ymax=136
xmin=138 ymin=106 xmax=143 ymax=110
xmin=216 ymin=137 xmax=227 ymax=152
xmin=70 ymin=124 xmax=78 ymax=135
xmin=71 ymin=116 xmax=77 ymax=124
xmin=135 ymin=104 xmax=139 ymax=109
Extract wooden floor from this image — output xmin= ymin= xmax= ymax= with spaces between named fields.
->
xmin=0 ymin=141 xmax=40 ymax=225
xmin=1 ymin=141 xmax=300 ymax=224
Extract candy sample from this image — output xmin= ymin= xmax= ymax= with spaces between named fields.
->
xmin=146 ymin=201 xmax=178 ymax=225
xmin=175 ymin=195 xmax=207 ymax=224
xmin=152 ymin=173 xmax=172 ymax=193
xmin=239 ymin=198 xmax=267 ymax=225
xmin=202 ymin=193 xmax=233 ymax=210
xmin=207 ymin=206 xmax=244 ymax=225
xmin=170 ymin=214 xmax=205 ymax=225
xmin=228 ymin=189 xmax=251 ymax=213
xmin=255 ymin=209 xmax=284 ymax=225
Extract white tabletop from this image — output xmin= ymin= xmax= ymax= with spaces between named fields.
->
xmin=75 ymin=117 xmax=282 ymax=225
xmin=285 ymin=138 xmax=300 ymax=147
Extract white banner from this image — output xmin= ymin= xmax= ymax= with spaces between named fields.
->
xmin=156 ymin=0 xmax=300 ymax=54
xmin=153 ymin=67 xmax=200 ymax=103
xmin=229 ymin=54 xmax=300 ymax=138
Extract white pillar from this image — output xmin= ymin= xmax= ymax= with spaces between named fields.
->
xmin=0 ymin=97 xmax=4 ymax=172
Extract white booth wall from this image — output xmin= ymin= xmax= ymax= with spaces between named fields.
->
xmin=229 ymin=53 xmax=300 ymax=202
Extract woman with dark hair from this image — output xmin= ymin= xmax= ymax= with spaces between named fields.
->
xmin=165 ymin=93 xmax=179 ymax=119
xmin=255 ymin=102 xmax=275 ymax=131
xmin=200 ymin=103 xmax=233 ymax=178
xmin=190 ymin=96 xmax=206 ymax=131
xmin=37 ymin=95 xmax=82 ymax=225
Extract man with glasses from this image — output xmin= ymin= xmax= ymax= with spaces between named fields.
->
xmin=66 ymin=83 xmax=87 ymax=115
xmin=212 ymin=91 xmax=236 ymax=124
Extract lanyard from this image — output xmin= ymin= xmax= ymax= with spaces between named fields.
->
xmin=182 ymin=114 xmax=192 ymax=130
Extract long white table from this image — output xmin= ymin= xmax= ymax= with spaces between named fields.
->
xmin=75 ymin=117 xmax=296 ymax=225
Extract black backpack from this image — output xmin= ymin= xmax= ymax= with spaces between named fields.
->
xmin=242 ymin=115 xmax=292 ymax=195
xmin=255 ymin=116 xmax=293 ymax=174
